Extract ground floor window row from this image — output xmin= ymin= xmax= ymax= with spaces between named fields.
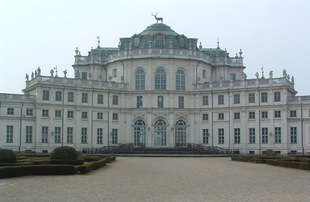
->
xmin=2 ymin=125 xmax=299 ymax=146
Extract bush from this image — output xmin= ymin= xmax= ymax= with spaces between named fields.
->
xmin=50 ymin=146 xmax=79 ymax=161
xmin=0 ymin=149 xmax=17 ymax=163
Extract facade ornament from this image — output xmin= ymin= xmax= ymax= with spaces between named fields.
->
xmin=282 ymin=69 xmax=287 ymax=78
xmin=255 ymin=72 xmax=259 ymax=79
xmin=261 ymin=67 xmax=264 ymax=79
xmin=239 ymin=49 xmax=243 ymax=57
xmin=50 ymin=69 xmax=54 ymax=77
xmin=75 ymin=47 xmax=80 ymax=56
xmin=35 ymin=70 xmax=37 ymax=77
xmin=199 ymin=42 xmax=202 ymax=50
xmin=75 ymin=69 xmax=80 ymax=79
xmin=269 ymin=70 xmax=273 ymax=79
xmin=291 ymin=76 xmax=294 ymax=83
xmin=287 ymin=74 xmax=290 ymax=80
xmin=25 ymin=73 xmax=29 ymax=81
xmin=97 ymin=36 xmax=100 ymax=48
xmin=37 ymin=67 xmax=41 ymax=76
xmin=54 ymin=66 xmax=58 ymax=77
xmin=241 ymin=72 xmax=247 ymax=80
xmin=235 ymin=53 xmax=238 ymax=58
xmin=63 ymin=70 xmax=67 ymax=78
xmin=31 ymin=72 xmax=34 ymax=79
xmin=151 ymin=13 xmax=163 ymax=23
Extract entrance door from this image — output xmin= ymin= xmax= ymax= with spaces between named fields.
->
xmin=154 ymin=120 xmax=167 ymax=146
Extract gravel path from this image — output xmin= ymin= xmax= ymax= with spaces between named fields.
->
xmin=0 ymin=157 xmax=310 ymax=202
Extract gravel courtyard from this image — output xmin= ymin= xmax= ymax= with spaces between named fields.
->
xmin=0 ymin=157 xmax=310 ymax=202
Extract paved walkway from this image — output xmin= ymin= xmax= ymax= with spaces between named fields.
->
xmin=0 ymin=157 xmax=310 ymax=202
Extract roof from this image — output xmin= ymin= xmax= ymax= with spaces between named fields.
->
xmin=139 ymin=23 xmax=179 ymax=36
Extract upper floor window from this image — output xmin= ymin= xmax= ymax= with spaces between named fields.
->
xmin=202 ymin=113 xmax=208 ymax=121
xmin=262 ymin=111 xmax=268 ymax=119
xmin=97 ymin=112 xmax=103 ymax=120
xmin=248 ymin=93 xmax=255 ymax=103
xmin=137 ymin=96 xmax=143 ymax=108
xmin=82 ymin=93 xmax=88 ymax=103
xmin=218 ymin=113 xmax=224 ymax=120
xmin=202 ymin=70 xmax=206 ymax=78
xmin=261 ymin=92 xmax=268 ymax=103
xmin=218 ymin=95 xmax=224 ymax=105
xmin=112 ymin=113 xmax=118 ymax=120
xmin=42 ymin=109 xmax=49 ymax=118
xmin=155 ymin=67 xmax=166 ymax=90
xmin=113 ymin=69 xmax=117 ymax=77
xmin=176 ymin=70 xmax=185 ymax=90
xmin=81 ymin=111 xmax=88 ymax=119
xmin=68 ymin=92 xmax=74 ymax=102
xmin=135 ymin=69 xmax=145 ymax=90
xmin=234 ymin=112 xmax=240 ymax=120
xmin=7 ymin=108 xmax=14 ymax=115
xmin=249 ymin=112 xmax=255 ymax=119
xmin=55 ymin=110 xmax=62 ymax=118
xmin=81 ymin=72 xmax=88 ymax=80
xmin=26 ymin=108 xmax=33 ymax=116
xmin=43 ymin=90 xmax=49 ymax=101
xmin=154 ymin=34 xmax=164 ymax=48
xmin=203 ymin=96 xmax=208 ymax=105
xmin=230 ymin=73 xmax=236 ymax=81
xmin=274 ymin=91 xmax=281 ymax=102
xmin=290 ymin=110 xmax=297 ymax=117
xmin=55 ymin=91 xmax=62 ymax=101
xmin=234 ymin=94 xmax=240 ymax=104
xmin=274 ymin=110 xmax=281 ymax=118
xmin=112 ymin=95 xmax=118 ymax=105
xmin=97 ymin=94 xmax=103 ymax=104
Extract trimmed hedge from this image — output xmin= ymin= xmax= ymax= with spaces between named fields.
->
xmin=0 ymin=149 xmax=17 ymax=163
xmin=50 ymin=146 xmax=79 ymax=161
xmin=0 ymin=164 xmax=77 ymax=178
xmin=78 ymin=156 xmax=116 ymax=174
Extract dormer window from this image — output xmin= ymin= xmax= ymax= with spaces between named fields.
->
xmin=134 ymin=37 xmax=140 ymax=47
xmin=154 ymin=34 xmax=164 ymax=48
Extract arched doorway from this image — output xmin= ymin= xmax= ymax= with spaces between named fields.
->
xmin=134 ymin=120 xmax=145 ymax=146
xmin=175 ymin=120 xmax=186 ymax=146
xmin=154 ymin=120 xmax=167 ymax=146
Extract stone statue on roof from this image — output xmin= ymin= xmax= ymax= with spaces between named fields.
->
xmin=37 ymin=67 xmax=41 ymax=75
xmin=269 ymin=70 xmax=273 ymax=79
xmin=31 ymin=72 xmax=34 ymax=79
xmin=255 ymin=72 xmax=259 ymax=79
xmin=25 ymin=73 xmax=29 ymax=81
xmin=282 ymin=69 xmax=287 ymax=78
xmin=50 ymin=69 xmax=54 ymax=77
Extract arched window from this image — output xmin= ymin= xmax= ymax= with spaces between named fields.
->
xmin=154 ymin=120 xmax=167 ymax=146
xmin=134 ymin=120 xmax=145 ymax=146
xmin=175 ymin=120 xmax=186 ymax=146
xmin=135 ymin=69 xmax=145 ymax=90
xmin=155 ymin=67 xmax=166 ymax=90
xmin=176 ymin=70 xmax=185 ymax=90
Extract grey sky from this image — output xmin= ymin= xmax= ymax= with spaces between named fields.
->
xmin=0 ymin=0 xmax=309 ymax=95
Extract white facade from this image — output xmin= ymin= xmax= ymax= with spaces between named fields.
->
xmin=0 ymin=22 xmax=309 ymax=155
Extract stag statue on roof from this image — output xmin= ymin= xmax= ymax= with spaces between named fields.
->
xmin=152 ymin=13 xmax=163 ymax=23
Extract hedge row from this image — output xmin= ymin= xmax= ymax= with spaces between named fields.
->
xmin=0 ymin=164 xmax=77 ymax=178
xmin=77 ymin=156 xmax=116 ymax=174
xmin=265 ymin=159 xmax=310 ymax=170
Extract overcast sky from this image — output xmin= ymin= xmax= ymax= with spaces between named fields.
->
xmin=0 ymin=0 xmax=309 ymax=95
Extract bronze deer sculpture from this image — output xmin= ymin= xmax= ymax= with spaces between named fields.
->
xmin=152 ymin=13 xmax=163 ymax=23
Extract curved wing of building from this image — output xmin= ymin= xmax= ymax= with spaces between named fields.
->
xmin=0 ymin=21 xmax=308 ymax=155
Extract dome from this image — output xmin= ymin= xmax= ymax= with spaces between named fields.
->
xmin=139 ymin=23 xmax=179 ymax=36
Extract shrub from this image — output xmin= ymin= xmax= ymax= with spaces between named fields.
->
xmin=50 ymin=146 xmax=79 ymax=161
xmin=0 ymin=149 xmax=17 ymax=163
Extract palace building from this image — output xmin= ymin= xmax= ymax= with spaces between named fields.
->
xmin=0 ymin=20 xmax=309 ymax=155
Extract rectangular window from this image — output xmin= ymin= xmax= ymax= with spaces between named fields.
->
xmin=249 ymin=112 xmax=255 ymax=119
xmin=55 ymin=110 xmax=62 ymax=118
xmin=7 ymin=108 xmax=14 ymax=115
xmin=6 ymin=125 xmax=13 ymax=143
xmin=249 ymin=128 xmax=255 ymax=144
xmin=81 ymin=128 xmax=87 ymax=144
xmin=261 ymin=92 xmax=268 ymax=103
xmin=113 ymin=69 xmax=117 ymax=77
xmin=274 ymin=110 xmax=281 ymax=118
xmin=218 ymin=113 xmax=224 ymax=120
xmin=112 ymin=129 xmax=118 ymax=144
xmin=234 ymin=128 xmax=240 ymax=144
xmin=81 ymin=111 xmax=88 ymax=119
xmin=218 ymin=128 xmax=224 ymax=144
xmin=202 ymin=70 xmax=206 ymax=78
xmin=55 ymin=127 xmax=61 ymax=144
xmin=26 ymin=108 xmax=33 ymax=116
xmin=67 ymin=127 xmax=73 ymax=144
xmin=290 ymin=127 xmax=297 ymax=144
xmin=202 ymin=113 xmax=208 ymax=121
xmin=42 ymin=127 xmax=48 ymax=143
xmin=97 ymin=112 xmax=103 ymax=120
xmin=81 ymin=72 xmax=87 ymax=80
xmin=218 ymin=95 xmax=224 ymax=105
xmin=158 ymin=96 xmax=164 ymax=108
xmin=262 ymin=111 xmax=268 ymax=119
xmin=262 ymin=128 xmax=268 ymax=144
xmin=248 ymin=93 xmax=255 ymax=103
xmin=202 ymin=96 xmax=208 ymax=105
xmin=55 ymin=91 xmax=62 ymax=101
xmin=202 ymin=129 xmax=209 ymax=144
xmin=112 ymin=113 xmax=118 ymax=120
xmin=97 ymin=94 xmax=103 ymax=104
xmin=274 ymin=91 xmax=281 ymax=102
xmin=234 ymin=112 xmax=240 ymax=120
xmin=137 ymin=96 xmax=143 ymax=108
xmin=178 ymin=96 xmax=184 ymax=109
xmin=43 ymin=90 xmax=49 ymax=101
xmin=234 ymin=94 xmax=240 ymax=104
xmin=112 ymin=95 xmax=118 ymax=105
xmin=275 ymin=127 xmax=281 ymax=144
xmin=67 ymin=111 xmax=74 ymax=119
xmin=230 ymin=73 xmax=236 ymax=81
xmin=82 ymin=93 xmax=88 ymax=103
xmin=290 ymin=110 xmax=297 ymax=118
xmin=68 ymin=92 xmax=74 ymax=102
xmin=26 ymin=126 xmax=32 ymax=143
xmin=42 ymin=109 xmax=49 ymax=118
xmin=97 ymin=128 xmax=103 ymax=144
